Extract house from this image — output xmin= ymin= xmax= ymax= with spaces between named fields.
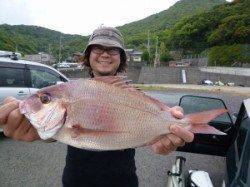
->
xmin=72 ymin=52 xmax=85 ymax=63
xmin=23 ymin=53 xmax=55 ymax=65
xmin=125 ymin=49 xmax=143 ymax=62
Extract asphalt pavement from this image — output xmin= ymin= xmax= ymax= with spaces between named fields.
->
xmin=0 ymin=90 xmax=248 ymax=187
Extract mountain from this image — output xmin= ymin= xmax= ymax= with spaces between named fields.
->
xmin=0 ymin=24 xmax=88 ymax=60
xmin=118 ymin=0 xmax=226 ymax=36
xmin=159 ymin=0 xmax=250 ymax=66
xmin=0 ymin=0 xmax=227 ymax=61
xmin=166 ymin=0 xmax=249 ymax=52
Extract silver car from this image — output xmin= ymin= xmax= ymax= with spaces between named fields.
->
xmin=0 ymin=56 xmax=69 ymax=133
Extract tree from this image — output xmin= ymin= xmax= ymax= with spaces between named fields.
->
xmin=208 ymin=44 xmax=250 ymax=66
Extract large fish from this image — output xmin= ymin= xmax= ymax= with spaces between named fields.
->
xmin=19 ymin=76 xmax=227 ymax=150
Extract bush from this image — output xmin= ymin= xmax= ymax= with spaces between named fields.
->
xmin=208 ymin=44 xmax=249 ymax=66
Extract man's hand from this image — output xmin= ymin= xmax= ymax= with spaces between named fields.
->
xmin=151 ymin=106 xmax=194 ymax=155
xmin=0 ymin=97 xmax=40 ymax=142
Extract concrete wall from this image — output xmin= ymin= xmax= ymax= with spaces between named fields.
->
xmin=138 ymin=67 xmax=250 ymax=86
xmin=59 ymin=68 xmax=90 ymax=78
xmin=59 ymin=65 xmax=142 ymax=83
xmin=58 ymin=66 xmax=250 ymax=87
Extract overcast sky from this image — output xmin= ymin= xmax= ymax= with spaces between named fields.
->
xmin=0 ymin=0 xmax=232 ymax=36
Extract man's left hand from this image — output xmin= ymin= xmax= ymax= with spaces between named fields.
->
xmin=151 ymin=106 xmax=194 ymax=155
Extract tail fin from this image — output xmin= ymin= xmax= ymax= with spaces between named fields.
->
xmin=185 ymin=108 xmax=228 ymax=135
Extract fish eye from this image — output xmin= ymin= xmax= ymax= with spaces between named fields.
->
xmin=40 ymin=93 xmax=51 ymax=104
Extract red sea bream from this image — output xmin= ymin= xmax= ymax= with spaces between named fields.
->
xmin=19 ymin=76 xmax=227 ymax=150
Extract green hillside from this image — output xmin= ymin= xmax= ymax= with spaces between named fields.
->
xmin=163 ymin=0 xmax=249 ymax=66
xmin=118 ymin=0 xmax=226 ymax=36
xmin=0 ymin=24 xmax=88 ymax=61
xmin=0 ymin=0 xmax=230 ymax=63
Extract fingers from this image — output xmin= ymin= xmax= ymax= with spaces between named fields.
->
xmin=13 ymin=118 xmax=31 ymax=140
xmin=170 ymin=106 xmax=184 ymax=119
xmin=166 ymin=133 xmax=185 ymax=147
xmin=23 ymin=126 xmax=40 ymax=142
xmin=4 ymin=114 xmax=40 ymax=142
xmin=151 ymin=137 xmax=172 ymax=155
xmin=0 ymin=99 xmax=20 ymax=124
xmin=1 ymin=97 xmax=40 ymax=142
xmin=3 ymin=108 xmax=23 ymax=137
xmin=170 ymin=125 xmax=194 ymax=143
xmin=151 ymin=134 xmax=186 ymax=155
xmin=3 ymin=96 xmax=18 ymax=104
xmin=151 ymin=125 xmax=194 ymax=155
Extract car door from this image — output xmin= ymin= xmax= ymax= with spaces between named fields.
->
xmin=177 ymin=95 xmax=250 ymax=186
xmin=177 ymin=95 xmax=235 ymax=156
xmin=0 ymin=61 xmax=30 ymax=103
xmin=26 ymin=64 xmax=68 ymax=94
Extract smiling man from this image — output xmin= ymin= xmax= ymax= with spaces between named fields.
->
xmin=61 ymin=26 xmax=194 ymax=186
xmin=0 ymin=26 xmax=194 ymax=187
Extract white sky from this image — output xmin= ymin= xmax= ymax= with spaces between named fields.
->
xmin=0 ymin=0 xmax=232 ymax=36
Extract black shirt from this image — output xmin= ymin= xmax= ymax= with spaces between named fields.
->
xmin=62 ymin=146 xmax=138 ymax=187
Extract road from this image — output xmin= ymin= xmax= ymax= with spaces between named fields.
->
xmin=0 ymin=90 xmax=248 ymax=187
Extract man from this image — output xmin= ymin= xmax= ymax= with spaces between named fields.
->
xmin=0 ymin=26 xmax=194 ymax=186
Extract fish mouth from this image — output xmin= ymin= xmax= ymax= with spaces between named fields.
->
xmin=38 ymin=111 xmax=67 ymax=140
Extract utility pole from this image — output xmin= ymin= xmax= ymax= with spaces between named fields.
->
xmin=59 ymin=34 xmax=62 ymax=63
xmin=154 ymin=36 xmax=160 ymax=67
xmin=48 ymin=44 xmax=52 ymax=65
xmin=147 ymin=30 xmax=150 ymax=65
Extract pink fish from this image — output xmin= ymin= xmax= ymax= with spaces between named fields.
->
xmin=19 ymin=76 xmax=227 ymax=150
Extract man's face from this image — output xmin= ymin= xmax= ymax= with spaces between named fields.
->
xmin=89 ymin=45 xmax=121 ymax=77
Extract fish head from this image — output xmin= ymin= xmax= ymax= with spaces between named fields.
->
xmin=19 ymin=83 xmax=70 ymax=139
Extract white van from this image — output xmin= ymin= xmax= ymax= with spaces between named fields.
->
xmin=0 ymin=55 xmax=69 ymax=132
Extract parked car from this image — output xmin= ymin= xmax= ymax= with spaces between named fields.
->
xmin=174 ymin=95 xmax=250 ymax=187
xmin=0 ymin=55 xmax=69 ymax=133
xmin=52 ymin=62 xmax=70 ymax=69
xmin=200 ymin=79 xmax=214 ymax=86
xmin=52 ymin=62 xmax=81 ymax=69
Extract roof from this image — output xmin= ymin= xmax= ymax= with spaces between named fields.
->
xmin=0 ymin=57 xmax=69 ymax=80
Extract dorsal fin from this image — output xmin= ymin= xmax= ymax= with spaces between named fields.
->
xmin=93 ymin=76 xmax=137 ymax=91
xmin=92 ymin=76 xmax=169 ymax=111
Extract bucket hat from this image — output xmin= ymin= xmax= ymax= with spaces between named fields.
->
xmin=84 ymin=27 xmax=126 ymax=58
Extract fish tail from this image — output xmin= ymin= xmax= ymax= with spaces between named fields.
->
xmin=185 ymin=108 xmax=228 ymax=135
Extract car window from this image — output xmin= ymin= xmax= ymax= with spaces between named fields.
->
xmin=179 ymin=95 xmax=232 ymax=123
xmin=0 ymin=67 xmax=26 ymax=87
xmin=30 ymin=68 xmax=62 ymax=89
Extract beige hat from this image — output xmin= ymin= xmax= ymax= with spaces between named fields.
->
xmin=84 ymin=27 xmax=126 ymax=58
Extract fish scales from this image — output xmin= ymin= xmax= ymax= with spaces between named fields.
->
xmin=56 ymin=94 xmax=169 ymax=150
xmin=19 ymin=76 xmax=229 ymax=150
xmin=68 ymin=79 xmax=160 ymax=114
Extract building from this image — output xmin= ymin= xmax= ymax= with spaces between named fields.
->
xmin=125 ymin=49 xmax=143 ymax=62
xmin=23 ymin=53 xmax=55 ymax=65
xmin=72 ymin=52 xmax=85 ymax=63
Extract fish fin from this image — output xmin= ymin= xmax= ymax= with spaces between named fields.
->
xmin=93 ymin=76 xmax=169 ymax=111
xmin=93 ymin=76 xmax=130 ymax=85
xmin=185 ymin=124 xmax=226 ymax=135
xmin=185 ymin=108 xmax=228 ymax=135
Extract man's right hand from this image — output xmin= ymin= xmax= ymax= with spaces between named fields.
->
xmin=0 ymin=97 xmax=40 ymax=142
